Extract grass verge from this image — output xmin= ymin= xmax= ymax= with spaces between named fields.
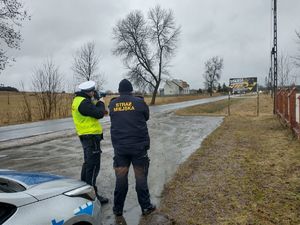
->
xmin=140 ymin=94 xmax=300 ymax=225
xmin=175 ymin=98 xmax=241 ymax=116
xmin=143 ymin=94 xmax=216 ymax=106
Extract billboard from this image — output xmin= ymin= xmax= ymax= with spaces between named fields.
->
xmin=229 ymin=77 xmax=257 ymax=94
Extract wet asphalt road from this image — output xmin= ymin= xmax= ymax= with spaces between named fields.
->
xmin=0 ymin=96 xmax=226 ymax=142
xmin=0 ymin=96 xmax=226 ymax=225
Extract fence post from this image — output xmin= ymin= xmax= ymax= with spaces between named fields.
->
xmin=257 ymin=91 xmax=259 ymax=116
xmin=296 ymin=95 xmax=300 ymax=140
xmin=298 ymin=95 xmax=300 ymax=126
xmin=276 ymin=90 xmax=279 ymax=114
xmin=228 ymin=92 xmax=231 ymax=116
xmin=284 ymin=89 xmax=289 ymax=122
xmin=288 ymin=87 xmax=296 ymax=128
xmin=276 ymin=90 xmax=280 ymax=114
xmin=280 ymin=89 xmax=285 ymax=118
xmin=279 ymin=90 xmax=283 ymax=116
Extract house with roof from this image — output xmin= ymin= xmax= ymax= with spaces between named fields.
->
xmin=163 ymin=79 xmax=190 ymax=95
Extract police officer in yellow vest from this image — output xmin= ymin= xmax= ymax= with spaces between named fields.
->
xmin=72 ymin=80 xmax=108 ymax=204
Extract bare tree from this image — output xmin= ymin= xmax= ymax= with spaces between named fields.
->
xmin=32 ymin=59 xmax=63 ymax=120
xmin=265 ymin=76 xmax=272 ymax=94
xmin=113 ymin=5 xmax=180 ymax=105
xmin=0 ymin=0 xmax=29 ymax=72
xmin=294 ymin=31 xmax=300 ymax=68
xmin=18 ymin=81 xmax=32 ymax=122
xmin=203 ymin=56 xmax=224 ymax=96
xmin=278 ymin=53 xmax=293 ymax=87
xmin=72 ymin=42 xmax=106 ymax=90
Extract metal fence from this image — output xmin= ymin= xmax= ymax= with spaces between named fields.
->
xmin=276 ymin=87 xmax=300 ymax=140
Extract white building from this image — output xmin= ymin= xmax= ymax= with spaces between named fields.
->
xmin=163 ymin=79 xmax=190 ymax=95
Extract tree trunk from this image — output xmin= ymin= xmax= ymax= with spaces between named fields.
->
xmin=150 ymin=83 xmax=160 ymax=105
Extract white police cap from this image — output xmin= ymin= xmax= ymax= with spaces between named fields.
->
xmin=78 ymin=80 xmax=96 ymax=92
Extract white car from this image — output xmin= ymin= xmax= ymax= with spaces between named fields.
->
xmin=0 ymin=170 xmax=101 ymax=225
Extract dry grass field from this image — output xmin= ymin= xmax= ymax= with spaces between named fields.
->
xmin=0 ymin=92 xmax=73 ymax=126
xmin=176 ymin=94 xmax=263 ymax=117
xmin=140 ymin=94 xmax=300 ymax=225
xmin=0 ymin=91 xmax=210 ymax=126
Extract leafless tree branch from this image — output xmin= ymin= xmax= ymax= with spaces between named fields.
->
xmin=203 ymin=56 xmax=224 ymax=96
xmin=0 ymin=0 xmax=30 ymax=72
xmin=292 ymin=30 xmax=300 ymax=68
xmin=278 ymin=53 xmax=294 ymax=87
xmin=72 ymin=41 xmax=106 ymax=90
xmin=113 ymin=5 xmax=180 ymax=104
xmin=32 ymin=59 xmax=63 ymax=119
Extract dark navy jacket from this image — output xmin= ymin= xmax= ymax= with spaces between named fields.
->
xmin=109 ymin=94 xmax=150 ymax=153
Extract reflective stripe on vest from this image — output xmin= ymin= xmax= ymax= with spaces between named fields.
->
xmin=72 ymin=96 xmax=103 ymax=136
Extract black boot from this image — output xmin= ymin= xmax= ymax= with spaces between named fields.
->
xmin=94 ymin=186 xmax=109 ymax=204
xmin=142 ymin=204 xmax=156 ymax=215
xmin=96 ymin=193 xmax=109 ymax=204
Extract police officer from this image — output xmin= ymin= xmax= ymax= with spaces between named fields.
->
xmin=109 ymin=79 xmax=155 ymax=216
xmin=72 ymin=80 xmax=108 ymax=204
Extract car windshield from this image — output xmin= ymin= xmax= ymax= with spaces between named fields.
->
xmin=0 ymin=178 xmax=26 ymax=193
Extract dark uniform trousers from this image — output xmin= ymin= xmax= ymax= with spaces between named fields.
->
xmin=79 ymin=134 xmax=102 ymax=190
xmin=113 ymin=148 xmax=151 ymax=212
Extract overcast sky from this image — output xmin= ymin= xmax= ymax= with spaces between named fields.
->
xmin=1 ymin=0 xmax=300 ymax=92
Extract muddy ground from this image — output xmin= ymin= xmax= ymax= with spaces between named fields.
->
xmin=0 ymin=110 xmax=223 ymax=225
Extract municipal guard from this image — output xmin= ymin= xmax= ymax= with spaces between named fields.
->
xmin=72 ymin=80 xmax=108 ymax=204
xmin=109 ymin=79 xmax=155 ymax=216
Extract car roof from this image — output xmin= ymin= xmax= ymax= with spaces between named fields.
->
xmin=0 ymin=170 xmax=86 ymax=201
xmin=0 ymin=170 xmax=64 ymax=188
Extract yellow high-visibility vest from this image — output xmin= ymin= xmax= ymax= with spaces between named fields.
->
xmin=72 ymin=96 xmax=103 ymax=135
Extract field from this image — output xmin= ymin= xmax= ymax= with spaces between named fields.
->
xmin=0 ymin=91 xmax=211 ymax=126
xmin=143 ymin=94 xmax=214 ymax=105
xmin=176 ymin=94 xmax=263 ymax=117
xmin=140 ymin=94 xmax=300 ymax=225
xmin=0 ymin=92 xmax=73 ymax=126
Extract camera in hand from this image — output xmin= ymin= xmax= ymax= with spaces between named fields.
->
xmin=100 ymin=92 xmax=107 ymax=97
xmin=94 ymin=91 xmax=106 ymax=100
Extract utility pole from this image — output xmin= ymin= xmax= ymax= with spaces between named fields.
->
xmin=272 ymin=0 xmax=278 ymax=114
xmin=269 ymin=50 xmax=273 ymax=97
xmin=269 ymin=66 xmax=273 ymax=97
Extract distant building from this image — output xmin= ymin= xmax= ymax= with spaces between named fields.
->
xmin=189 ymin=89 xmax=199 ymax=94
xmin=163 ymin=79 xmax=190 ymax=95
xmin=159 ymin=88 xmax=164 ymax=96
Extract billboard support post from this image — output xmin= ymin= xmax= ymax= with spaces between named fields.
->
xmin=228 ymin=92 xmax=231 ymax=116
xmin=257 ymin=91 xmax=260 ymax=116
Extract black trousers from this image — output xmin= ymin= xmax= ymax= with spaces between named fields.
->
xmin=113 ymin=149 xmax=151 ymax=213
xmin=79 ymin=134 xmax=102 ymax=189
